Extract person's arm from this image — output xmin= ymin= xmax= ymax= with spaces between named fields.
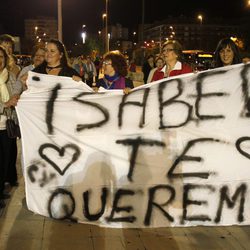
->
xmin=123 ymin=78 xmax=134 ymax=94
xmin=125 ymin=78 xmax=134 ymax=89
xmin=147 ymin=68 xmax=155 ymax=83
xmin=16 ymin=66 xmax=32 ymax=91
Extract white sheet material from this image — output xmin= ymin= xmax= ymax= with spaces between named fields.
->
xmin=16 ymin=64 xmax=250 ymax=228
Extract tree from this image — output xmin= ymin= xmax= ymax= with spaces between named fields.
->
xmin=70 ymin=36 xmax=104 ymax=57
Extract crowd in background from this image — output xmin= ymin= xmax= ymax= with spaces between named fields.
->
xmin=0 ymin=32 xmax=250 ymax=210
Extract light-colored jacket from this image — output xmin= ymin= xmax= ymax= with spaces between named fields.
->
xmin=0 ymin=71 xmax=22 ymax=129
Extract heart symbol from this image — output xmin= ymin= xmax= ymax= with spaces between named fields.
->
xmin=39 ymin=143 xmax=81 ymax=176
xmin=236 ymin=137 xmax=250 ymax=160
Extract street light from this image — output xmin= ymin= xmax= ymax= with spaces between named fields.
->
xmin=81 ymin=32 xmax=86 ymax=44
xmin=104 ymin=0 xmax=109 ymax=53
xmin=81 ymin=25 xmax=87 ymax=44
xmin=197 ymin=14 xmax=203 ymax=49
xmin=34 ymin=26 xmax=38 ymax=41
xmin=197 ymin=14 xmax=203 ymax=25
xmin=102 ymin=13 xmax=106 ymax=33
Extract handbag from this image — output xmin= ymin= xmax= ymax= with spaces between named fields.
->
xmin=4 ymin=108 xmax=21 ymax=138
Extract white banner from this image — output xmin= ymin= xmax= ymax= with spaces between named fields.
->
xmin=16 ymin=64 xmax=250 ymax=228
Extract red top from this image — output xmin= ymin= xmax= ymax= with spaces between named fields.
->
xmin=169 ymin=63 xmax=193 ymax=77
xmin=152 ymin=68 xmax=165 ymax=82
xmin=149 ymin=62 xmax=193 ymax=83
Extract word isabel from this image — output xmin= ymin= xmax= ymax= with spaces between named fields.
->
xmin=42 ymin=64 xmax=250 ymax=135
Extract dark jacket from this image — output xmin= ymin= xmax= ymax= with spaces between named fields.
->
xmin=33 ymin=62 xmax=79 ymax=77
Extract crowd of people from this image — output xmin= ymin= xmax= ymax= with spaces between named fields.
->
xmin=0 ymin=32 xmax=249 ymax=210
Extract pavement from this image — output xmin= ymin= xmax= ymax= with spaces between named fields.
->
xmin=0 ymin=142 xmax=250 ymax=249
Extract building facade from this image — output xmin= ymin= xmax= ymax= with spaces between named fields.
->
xmin=141 ymin=17 xmax=242 ymax=52
xmin=25 ymin=17 xmax=58 ymax=43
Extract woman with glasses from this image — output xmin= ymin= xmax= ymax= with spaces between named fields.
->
xmin=161 ymin=40 xmax=193 ymax=78
xmin=214 ymin=38 xmax=241 ymax=68
xmin=95 ymin=50 xmax=133 ymax=94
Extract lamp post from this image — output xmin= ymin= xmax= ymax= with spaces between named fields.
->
xmin=104 ymin=0 xmax=109 ymax=53
xmin=197 ymin=14 xmax=203 ymax=50
xmin=197 ymin=14 xmax=203 ymax=25
xmin=141 ymin=0 xmax=145 ymax=66
xmin=81 ymin=24 xmax=87 ymax=44
xmin=58 ymin=0 xmax=63 ymax=41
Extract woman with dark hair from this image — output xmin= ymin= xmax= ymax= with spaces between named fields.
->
xmin=33 ymin=39 xmax=80 ymax=79
xmin=0 ymin=46 xmax=21 ymax=208
xmin=147 ymin=56 xmax=165 ymax=83
xmin=95 ymin=50 xmax=133 ymax=94
xmin=142 ymin=54 xmax=155 ymax=84
xmin=161 ymin=40 xmax=193 ymax=78
xmin=214 ymin=38 xmax=241 ymax=67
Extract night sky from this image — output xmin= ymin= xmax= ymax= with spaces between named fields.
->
xmin=0 ymin=0 xmax=247 ymax=45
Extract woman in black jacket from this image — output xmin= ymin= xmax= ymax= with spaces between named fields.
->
xmin=33 ymin=39 xmax=80 ymax=79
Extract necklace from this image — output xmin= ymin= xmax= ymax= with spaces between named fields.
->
xmin=46 ymin=64 xmax=62 ymax=72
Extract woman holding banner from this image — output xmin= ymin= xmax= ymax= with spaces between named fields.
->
xmin=95 ymin=50 xmax=133 ymax=94
xmin=0 ymin=46 xmax=21 ymax=208
xmin=214 ymin=38 xmax=241 ymax=68
xmin=33 ymin=39 xmax=80 ymax=80
xmin=161 ymin=40 xmax=193 ymax=78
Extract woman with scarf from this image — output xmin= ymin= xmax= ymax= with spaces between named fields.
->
xmin=0 ymin=46 xmax=21 ymax=208
xmin=95 ymin=51 xmax=133 ymax=94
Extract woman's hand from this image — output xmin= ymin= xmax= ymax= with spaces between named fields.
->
xmin=92 ymin=87 xmax=99 ymax=92
xmin=5 ymin=95 xmax=20 ymax=107
xmin=123 ymin=88 xmax=131 ymax=95
xmin=20 ymin=73 xmax=28 ymax=90
xmin=72 ymin=75 xmax=82 ymax=82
